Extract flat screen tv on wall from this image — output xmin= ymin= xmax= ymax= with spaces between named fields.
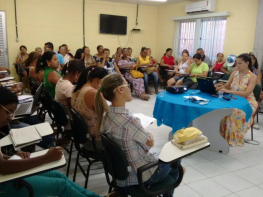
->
xmin=100 ymin=14 xmax=127 ymax=35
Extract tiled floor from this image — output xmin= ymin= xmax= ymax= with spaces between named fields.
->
xmin=50 ymin=87 xmax=263 ymax=197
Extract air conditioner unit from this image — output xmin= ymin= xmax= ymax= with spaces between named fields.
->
xmin=185 ymin=0 xmax=217 ymax=14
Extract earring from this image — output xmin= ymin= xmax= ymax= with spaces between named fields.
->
xmin=48 ymin=64 xmax=50 ymax=67
xmin=75 ymin=75 xmax=77 ymax=79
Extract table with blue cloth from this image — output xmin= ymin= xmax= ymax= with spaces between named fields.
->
xmin=153 ymin=91 xmax=253 ymax=154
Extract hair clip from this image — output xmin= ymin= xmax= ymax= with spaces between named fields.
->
xmin=98 ymin=86 xmax=103 ymax=92
xmin=40 ymin=62 xmax=43 ymax=66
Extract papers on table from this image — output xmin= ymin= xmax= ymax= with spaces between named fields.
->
xmin=10 ymin=126 xmax=42 ymax=150
xmin=18 ymin=95 xmax=33 ymax=104
xmin=214 ymin=72 xmax=225 ymax=75
xmin=184 ymin=96 xmax=209 ymax=102
xmin=0 ymin=77 xmax=14 ymax=82
xmin=133 ymin=113 xmax=156 ymax=129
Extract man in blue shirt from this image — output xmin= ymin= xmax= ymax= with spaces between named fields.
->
xmin=44 ymin=42 xmax=64 ymax=68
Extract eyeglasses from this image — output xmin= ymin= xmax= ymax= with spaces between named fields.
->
xmin=113 ymin=84 xmax=130 ymax=92
xmin=0 ymin=104 xmax=15 ymax=117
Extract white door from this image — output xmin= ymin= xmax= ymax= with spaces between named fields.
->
xmin=0 ymin=11 xmax=8 ymax=68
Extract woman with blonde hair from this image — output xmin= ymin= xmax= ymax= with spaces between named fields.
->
xmin=94 ymin=74 xmax=181 ymax=196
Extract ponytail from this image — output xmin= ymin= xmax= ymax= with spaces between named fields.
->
xmin=74 ymin=66 xmax=108 ymax=93
xmin=36 ymin=51 xmax=55 ymax=73
xmin=237 ymin=53 xmax=253 ymax=72
xmin=25 ymin=51 xmax=39 ymax=67
xmin=61 ymin=60 xmax=85 ymax=76
xmin=95 ymin=74 xmax=123 ymax=136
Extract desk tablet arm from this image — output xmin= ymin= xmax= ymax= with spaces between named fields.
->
xmin=137 ymin=160 xmax=184 ymax=197
xmin=14 ymin=179 xmax=34 ymax=197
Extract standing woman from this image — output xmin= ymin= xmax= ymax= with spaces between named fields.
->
xmin=215 ymin=54 xmax=258 ymax=146
xmin=112 ymin=47 xmax=122 ymax=62
xmin=93 ymin=45 xmax=104 ymax=65
xmin=98 ymin=49 xmax=121 ymax=75
xmin=59 ymin=45 xmax=73 ymax=64
xmin=118 ymin=48 xmax=150 ymax=101
xmin=82 ymin=46 xmax=96 ymax=67
xmin=36 ymin=51 xmax=61 ymax=98
xmin=136 ymin=47 xmax=159 ymax=94
xmin=16 ymin=45 xmax=29 ymax=92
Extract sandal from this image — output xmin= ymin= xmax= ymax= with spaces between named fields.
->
xmin=140 ymin=93 xmax=150 ymax=101
xmin=146 ymin=90 xmax=152 ymax=95
xmin=155 ymin=89 xmax=159 ymax=94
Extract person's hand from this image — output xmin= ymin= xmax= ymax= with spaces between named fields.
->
xmin=220 ymin=88 xmax=230 ymax=93
xmin=0 ymin=74 xmax=4 ymax=79
xmin=169 ymin=66 xmax=174 ymax=70
xmin=103 ymin=54 xmax=107 ymax=59
xmin=215 ymin=83 xmax=225 ymax=91
xmin=6 ymin=68 xmax=10 ymax=74
xmin=16 ymin=151 xmax=30 ymax=159
xmin=146 ymin=133 xmax=154 ymax=147
xmin=44 ymin=147 xmax=63 ymax=163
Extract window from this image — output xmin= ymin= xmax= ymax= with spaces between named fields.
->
xmin=178 ymin=20 xmax=196 ymax=56
xmin=177 ymin=17 xmax=227 ymax=64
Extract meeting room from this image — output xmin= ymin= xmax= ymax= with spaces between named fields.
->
xmin=0 ymin=0 xmax=263 ymax=196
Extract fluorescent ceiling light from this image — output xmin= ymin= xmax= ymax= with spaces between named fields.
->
xmin=144 ymin=0 xmax=167 ymax=2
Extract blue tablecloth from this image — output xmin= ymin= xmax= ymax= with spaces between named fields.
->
xmin=153 ymin=91 xmax=253 ymax=134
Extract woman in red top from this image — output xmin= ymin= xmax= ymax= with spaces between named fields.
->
xmin=160 ymin=48 xmax=177 ymax=76
xmin=210 ymin=53 xmax=225 ymax=72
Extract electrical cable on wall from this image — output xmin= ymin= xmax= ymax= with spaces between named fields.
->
xmin=14 ymin=0 xmax=19 ymax=42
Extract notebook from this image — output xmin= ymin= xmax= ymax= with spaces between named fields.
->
xmin=10 ymin=126 xmax=42 ymax=150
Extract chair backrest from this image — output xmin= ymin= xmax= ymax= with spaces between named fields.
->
xmin=29 ymin=77 xmax=39 ymax=95
xmin=70 ymin=108 xmax=89 ymax=150
xmin=53 ymin=100 xmax=69 ymax=127
xmin=101 ymin=133 xmax=129 ymax=180
xmin=253 ymin=84 xmax=261 ymax=102
xmin=222 ymin=74 xmax=230 ymax=80
xmin=43 ymin=89 xmax=54 ymax=110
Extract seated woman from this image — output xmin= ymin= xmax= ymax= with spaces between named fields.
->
xmin=176 ymin=53 xmax=209 ymax=89
xmin=167 ymin=51 xmax=192 ymax=87
xmin=118 ymin=48 xmax=150 ymax=101
xmin=55 ymin=60 xmax=85 ymax=131
xmin=250 ymin=54 xmax=262 ymax=87
xmin=93 ymin=45 xmax=104 ymax=66
xmin=220 ymin=55 xmax=237 ymax=74
xmin=71 ymin=67 xmax=108 ymax=142
xmin=98 ymin=48 xmax=121 ymax=75
xmin=25 ymin=52 xmax=44 ymax=84
xmin=59 ymin=45 xmax=73 ymax=64
xmin=94 ymin=74 xmax=182 ymax=197
xmin=35 ymin=47 xmax=42 ymax=55
xmin=112 ymin=47 xmax=122 ymax=62
xmin=74 ymin=48 xmax=84 ymax=60
xmin=0 ymin=87 xmax=101 ymax=197
xmin=215 ymin=54 xmax=258 ymax=146
xmin=147 ymin=48 xmax=162 ymax=82
xmin=82 ymin=46 xmax=96 ymax=67
xmin=210 ymin=53 xmax=225 ymax=72
xmin=16 ymin=45 xmax=29 ymax=92
xmin=136 ymin=47 xmax=159 ymax=94
xmin=127 ymin=47 xmax=136 ymax=62
xmin=36 ymin=51 xmax=62 ymax=98
xmin=160 ymin=48 xmax=177 ymax=77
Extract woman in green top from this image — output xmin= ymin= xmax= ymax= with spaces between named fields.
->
xmin=36 ymin=51 xmax=61 ymax=98
xmin=176 ymin=53 xmax=209 ymax=89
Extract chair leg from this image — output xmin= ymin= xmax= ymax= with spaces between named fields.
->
xmin=73 ymin=152 xmax=80 ymax=182
xmin=84 ymin=162 xmax=92 ymax=189
xmin=108 ymin=185 xmax=112 ymax=193
xmin=251 ymin=127 xmax=253 ymax=141
xmin=66 ymin=141 xmax=74 ymax=177
xmin=257 ymin=112 xmax=259 ymax=123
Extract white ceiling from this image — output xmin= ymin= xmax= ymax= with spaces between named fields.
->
xmin=95 ymin=0 xmax=198 ymax=6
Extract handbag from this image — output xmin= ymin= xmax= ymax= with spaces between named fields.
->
xmin=130 ymin=65 xmax=144 ymax=78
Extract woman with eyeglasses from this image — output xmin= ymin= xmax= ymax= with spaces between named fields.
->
xmin=0 ymin=87 xmax=102 ymax=197
xmin=71 ymin=67 xmax=108 ymax=142
xmin=94 ymin=74 xmax=183 ymax=197
xmin=176 ymin=53 xmax=209 ymax=89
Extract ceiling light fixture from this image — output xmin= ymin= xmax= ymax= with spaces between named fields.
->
xmin=145 ymin=0 xmax=167 ymax=2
